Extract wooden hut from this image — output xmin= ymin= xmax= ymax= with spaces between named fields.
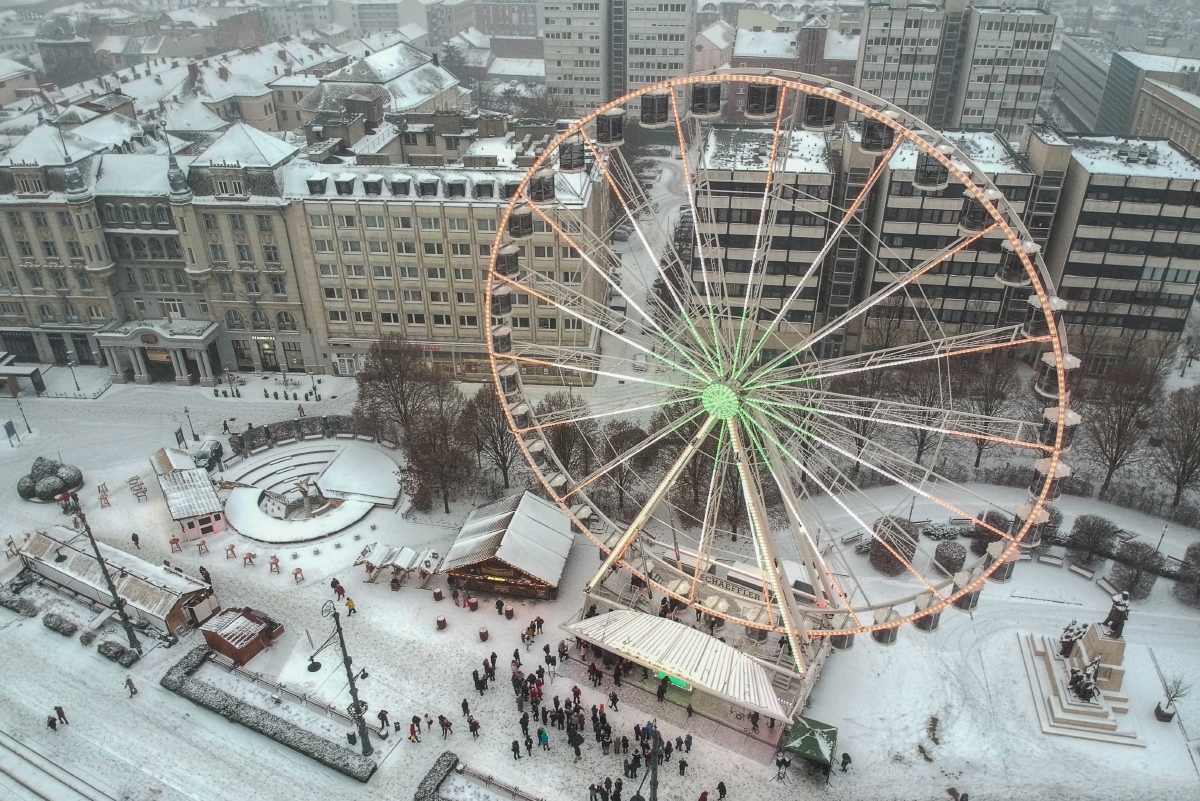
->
xmin=440 ymin=492 xmax=573 ymax=599
xmin=158 ymin=467 xmax=226 ymax=541
xmin=201 ymin=607 xmax=284 ymax=665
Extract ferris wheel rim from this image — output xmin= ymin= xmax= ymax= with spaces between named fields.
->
xmin=484 ymin=70 xmax=1072 ymax=638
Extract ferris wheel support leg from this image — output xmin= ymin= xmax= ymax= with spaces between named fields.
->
xmin=588 ymin=415 xmax=718 ymax=592
xmin=727 ymin=420 xmax=809 ymax=676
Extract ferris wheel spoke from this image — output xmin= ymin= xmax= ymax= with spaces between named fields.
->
xmin=495 ymin=270 xmax=709 ymax=382
xmin=742 ymin=409 xmax=948 ymax=607
xmin=589 ymin=415 xmax=719 ymax=590
xmin=738 ymin=415 xmax=862 ymax=623
xmin=735 ymin=133 xmax=906 ymax=378
xmin=752 ymin=325 xmax=1044 ymax=390
xmin=499 ymin=353 xmax=695 ymax=392
xmin=726 ymin=418 xmax=808 ymax=672
xmin=687 ymin=423 xmax=729 ymax=604
xmin=756 ymin=388 xmax=1045 ymax=453
xmin=513 ymin=199 xmax=714 ymax=378
xmin=560 ymin=406 xmax=706 ymax=501
xmin=669 ymin=90 xmax=725 ymax=374
xmin=518 ymin=394 xmax=692 ymax=435
xmin=576 ymin=132 xmax=717 ymax=366
xmin=731 ymin=87 xmax=793 ymax=370
xmin=761 ymin=405 xmax=1019 ymax=544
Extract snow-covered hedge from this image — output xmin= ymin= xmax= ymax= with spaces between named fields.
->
xmin=42 ymin=612 xmax=78 ymax=636
xmin=97 ymin=639 xmax=140 ymax=667
xmin=161 ymin=646 xmax=377 ymax=783
xmin=923 ymin=523 xmax=971 ymax=541
xmin=415 ymin=751 xmax=460 ymax=801
xmin=934 ymin=541 xmax=967 ymax=576
xmin=0 ymin=591 xmax=37 ymax=617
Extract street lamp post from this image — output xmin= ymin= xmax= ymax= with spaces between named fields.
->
xmin=66 ymin=356 xmax=81 ymax=392
xmin=15 ymin=399 xmax=30 ymax=433
xmin=184 ymin=406 xmax=198 ymax=442
xmin=67 ymin=493 xmax=141 ymax=654
xmin=308 ymin=600 xmax=373 ymax=756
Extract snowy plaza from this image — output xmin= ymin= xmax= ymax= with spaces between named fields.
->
xmin=0 ymin=370 xmax=1196 ymax=801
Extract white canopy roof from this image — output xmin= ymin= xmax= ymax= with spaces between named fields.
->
xmin=441 ymin=492 xmax=573 ymax=587
xmin=564 ymin=610 xmax=789 ymax=719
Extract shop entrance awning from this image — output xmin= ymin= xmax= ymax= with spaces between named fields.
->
xmin=563 ymin=610 xmax=789 ymax=719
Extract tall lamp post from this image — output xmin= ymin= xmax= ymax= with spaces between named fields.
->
xmin=15 ymin=399 xmax=31 ymax=433
xmin=308 ymin=600 xmax=373 ymax=756
xmin=66 ymin=356 xmax=81 ymax=392
xmin=183 ymin=406 xmax=198 ymax=442
xmin=65 ymin=492 xmax=142 ymax=653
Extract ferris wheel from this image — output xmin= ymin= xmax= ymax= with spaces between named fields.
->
xmin=485 ymin=70 xmax=1074 ymax=686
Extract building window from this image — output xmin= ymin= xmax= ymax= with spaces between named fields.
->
xmin=346 ymin=264 xmax=366 ymax=277
xmin=319 ymin=264 xmax=339 ymax=276
xmin=369 ymin=241 xmax=389 ymax=254
xmin=337 ymin=215 xmax=357 ymax=228
xmin=229 ymin=214 xmax=246 ymax=231
xmin=329 ymin=310 xmax=347 ymax=322
xmin=50 ymin=270 xmax=67 ymax=289
xmin=38 ymin=304 xmax=55 ymax=322
xmin=432 ymin=314 xmax=451 ymax=326
xmin=381 ymin=312 xmax=400 ymax=324
xmin=244 ymin=275 xmax=260 ymax=294
xmin=420 ymin=217 xmax=441 ymax=231
xmin=342 ymin=240 xmax=362 ymax=254
xmin=451 ymin=243 xmax=471 ymax=256
xmin=251 ymin=309 xmax=270 ymax=330
xmin=354 ymin=311 xmax=374 ymax=323
xmin=277 ymin=311 xmax=296 ymax=330
xmin=88 ymin=305 xmax=104 ymax=320
xmin=393 ymin=216 xmax=412 ymax=229
xmin=324 ymin=287 xmax=344 ymax=299
xmin=538 ymin=317 xmax=558 ymax=330
xmin=256 ymin=215 xmax=273 ymax=232
xmin=203 ymin=214 xmax=218 ymax=230
xmin=263 ymin=245 xmax=279 ymax=262
xmin=24 ymin=269 xmax=42 ymax=287
xmin=270 ymin=275 xmax=286 ymax=295
xmin=17 ymin=241 xmax=32 ymax=258
xmin=6 ymin=212 xmax=21 ymax=227
xmin=458 ymin=315 xmax=478 ymax=327
xmin=41 ymin=241 xmax=58 ymax=258
xmin=218 ymin=275 xmax=234 ymax=293
xmin=210 ymin=244 xmax=226 ymax=261
xmin=57 ymin=212 xmax=72 ymax=228
xmin=406 ymin=313 xmax=426 ymax=325
xmin=424 ymin=242 xmax=444 ymax=256
xmin=226 ymin=309 xmax=245 ymax=329
xmin=403 ymin=290 xmax=423 ymax=302
xmin=447 ymin=218 xmax=469 ymax=231
xmin=350 ymin=288 xmax=369 ymax=300
xmin=373 ymin=265 xmax=393 ymax=278
xmin=76 ymin=271 xmax=92 ymax=289
xmin=364 ymin=215 xmax=384 ymax=228
xmin=235 ymin=244 xmax=252 ymax=262
xmin=310 ymin=214 xmax=330 ymax=227
xmin=32 ymin=212 xmax=47 ymax=227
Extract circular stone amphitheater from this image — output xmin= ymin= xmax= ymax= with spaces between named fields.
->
xmin=221 ymin=440 xmax=402 ymax=544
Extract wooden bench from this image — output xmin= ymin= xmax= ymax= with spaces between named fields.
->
xmin=1097 ymin=577 xmax=1118 ymax=595
xmin=275 ymin=438 xmax=296 ymax=446
xmin=1038 ymin=554 xmax=1064 ymax=567
xmin=840 ymin=532 xmax=864 ymax=546
xmin=1067 ymin=562 xmax=1095 ymax=580
xmin=249 ymin=445 xmax=270 ymax=455
xmin=949 ymin=517 xmax=974 ymax=526
xmin=1018 ymin=551 xmax=1033 ymax=561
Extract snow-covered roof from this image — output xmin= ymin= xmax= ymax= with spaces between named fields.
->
xmin=1145 ymin=79 xmax=1200 ymax=113
xmin=53 ymin=105 xmax=100 ymax=125
xmin=732 ymin=29 xmax=797 ymax=59
xmin=1065 ymin=135 xmax=1200 ymax=180
xmin=703 ymin=126 xmax=831 ymax=174
xmin=190 ymin=124 xmax=298 ymax=168
xmin=698 ymin=20 xmax=735 ymax=51
xmin=93 ymin=153 xmax=178 ymax=196
xmin=323 ymin=41 xmax=431 ymax=84
xmin=201 ymin=607 xmax=267 ymax=648
xmin=486 ymin=58 xmax=544 ymax=79
xmin=0 ymin=56 xmax=33 ymax=82
xmin=336 ymin=30 xmax=411 ymax=61
xmin=314 ymin=441 xmax=401 ymax=505
xmin=158 ymin=468 xmax=223 ymax=520
xmin=398 ymin=23 xmax=427 ymax=42
xmin=453 ymin=27 xmax=490 ymax=50
xmin=442 ymin=492 xmax=574 ymax=587
xmin=884 ymin=130 xmax=1027 ymax=177
xmin=1119 ymin=51 xmax=1200 ymax=74
xmin=0 ymin=125 xmax=106 ymax=166
xmin=20 ymin=529 xmax=208 ymax=622
xmin=152 ymin=447 xmax=195 ymax=475
xmin=162 ymin=96 xmax=229 ymax=133
xmin=824 ymin=31 xmax=859 ymax=61
xmin=564 ymin=610 xmax=790 ymax=719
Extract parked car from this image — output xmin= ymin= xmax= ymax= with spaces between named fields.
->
xmin=194 ymin=440 xmax=223 ymax=471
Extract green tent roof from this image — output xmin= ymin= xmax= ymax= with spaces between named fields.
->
xmin=782 ymin=716 xmax=838 ymax=765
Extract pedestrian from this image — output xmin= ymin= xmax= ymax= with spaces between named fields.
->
xmin=664 ymin=741 xmax=673 ymax=762
xmin=609 ymin=691 xmax=619 ymax=711
xmin=716 ymin=781 xmax=726 ymax=799
xmin=345 ymin=597 xmax=356 ymax=615
xmin=699 ymin=792 xmax=709 ymax=801
xmin=604 ymin=777 xmax=613 ymax=795
xmin=199 ymin=565 xmax=211 ymax=584
xmin=54 ymin=706 xmax=68 ymax=725
xmin=840 ymin=752 xmax=851 ymax=772
xmin=572 ymin=685 xmax=582 ymax=703
xmin=439 ymin=715 xmax=453 ymax=738
xmin=748 ymin=711 xmax=759 ymax=733
xmin=614 ymin=778 xmax=623 ymax=801
xmin=412 ymin=714 xmax=422 ymax=733
xmin=602 ymin=734 xmax=611 ymax=754
xmin=541 ymin=706 xmax=549 ymax=727
xmin=634 ymin=723 xmax=642 ymax=741
xmin=377 ymin=709 xmax=390 ymax=728
xmin=124 ymin=676 xmax=137 ymax=697
xmin=520 ymin=711 xmax=530 ymax=736
xmin=131 ymin=532 xmax=140 ymax=549
xmin=452 ymin=588 xmax=460 ymax=605
xmin=223 ymin=420 xmax=231 ymax=434
xmin=684 ymin=733 xmax=692 ymax=752
xmin=675 ymin=736 xmax=683 ymax=752
xmin=335 ymin=583 xmax=346 ymax=600
xmin=409 ymin=723 xmax=420 ymax=742
xmin=623 ymin=757 xmax=631 ymax=778
xmin=686 ymin=703 xmax=694 ymax=718
xmin=513 ymin=648 xmax=521 ymax=667
xmin=614 ymin=665 xmax=622 ymax=687
xmin=496 ymin=599 xmax=505 ymax=615
xmin=539 ymin=727 xmax=550 ymax=750
xmin=298 ymin=404 xmax=305 ymax=417
xmin=512 ymin=739 xmax=522 ymax=760
xmin=47 ymin=715 xmax=58 ymax=731
xmin=678 ymin=758 xmax=689 ymax=776
xmin=630 ymin=754 xmax=641 ymax=778
xmin=535 ymin=616 xmax=544 ymax=635
xmin=524 ymin=734 xmax=533 ymax=756
xmin=621 ymin=735 xmax=629 ymax=754
xmin=462 ymin=698 xmax=470 ymax=717
xmin=656 ymin=682 xmax=667 ymax=702
xmin=589 ymin=784 xmax=598 ymax=801
xmin=469 ymin=716 xmax=480 ymax=738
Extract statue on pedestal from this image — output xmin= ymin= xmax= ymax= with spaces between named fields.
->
xmin=1102 ymin=591 xmax=1130 ymax=638
xmin=1068 ymin=656 xmax=1102 ymax=703
xmin=1058 ymin=619 xmax=1085 ymax=658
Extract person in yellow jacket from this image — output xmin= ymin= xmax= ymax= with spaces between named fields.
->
xmin=345 ymin=598 xmax=357 ymax=616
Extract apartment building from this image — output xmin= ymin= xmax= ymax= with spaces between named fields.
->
xmin=1131 ymin=80 xmax=1200 ymax=159
xmin=542 ymin=0 xmax=692 ymax=113
xmin=857 ymin=0 xmax=1054 ymax=137
xmin=0 ymin=57 xmax=36 ymax=107
xmin=1038 ymin=130 xmax=1200 ymax=370
xmin=284 ymin=125 xmax=607 ymax=378
xmin=1052 ymin=35 xmax=1121 ymax=133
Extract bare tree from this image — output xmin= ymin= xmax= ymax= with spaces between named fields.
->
xmin=465 ymin=382 xmax=524 ymax=489
xmin=354 ymin=334 xmax=433 ymax=437
xmin=1078 ymin=362 xmax=1163 ymax=497
xmin=1179 ymin=312 xmax=1200 ymax=378
xmin=1110 ymin=540 xmax=1165 ymax=600
xmin=961 ymin=353 xmax=1018 ymax=467
xmin=403 ymin=374 xmax=475 ymax=513
xmin=1162 ymin=675 xmax=1193 ymax=709
xmin=1152 ymin=385 xmax=1200 ymax=509
xmin=534 ymin=391 xmax=598 ymax=475
xmin=891 ymin=360 xmax=945 ymax=465
xmin=599 ymin=419 xmax=652 ymax=511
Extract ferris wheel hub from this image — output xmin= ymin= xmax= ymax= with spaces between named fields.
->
xmin=701 ymin=382 xmax=741 ymax=420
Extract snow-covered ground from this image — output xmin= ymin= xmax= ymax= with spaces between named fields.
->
xmin=1 ymin=318 xmax=1200 ymax=800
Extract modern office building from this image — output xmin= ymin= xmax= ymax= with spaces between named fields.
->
xmin=1094 ymin=51 xmax=1200 ymax=137
xmin=1052 ymin=35 xmax=1121 ymax=133
xmin=1131 ymin=80 xmax=1200 ymax=159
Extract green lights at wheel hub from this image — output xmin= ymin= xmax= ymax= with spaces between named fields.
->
xmin=701 ymin=383 xmax=741 ymax=419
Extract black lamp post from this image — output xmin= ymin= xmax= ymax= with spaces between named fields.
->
xmin=308 ymin=600 xmax=373 ymax=756
xmin=66 ymin=356 xmax=81 ymax=392
xmin=15 ymin=399 xmax=30 ymax=433
xmin=65 ymin=493 xmax=141 ymax=654
xmin=184 ymin=406 xmax=198 ymax=442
